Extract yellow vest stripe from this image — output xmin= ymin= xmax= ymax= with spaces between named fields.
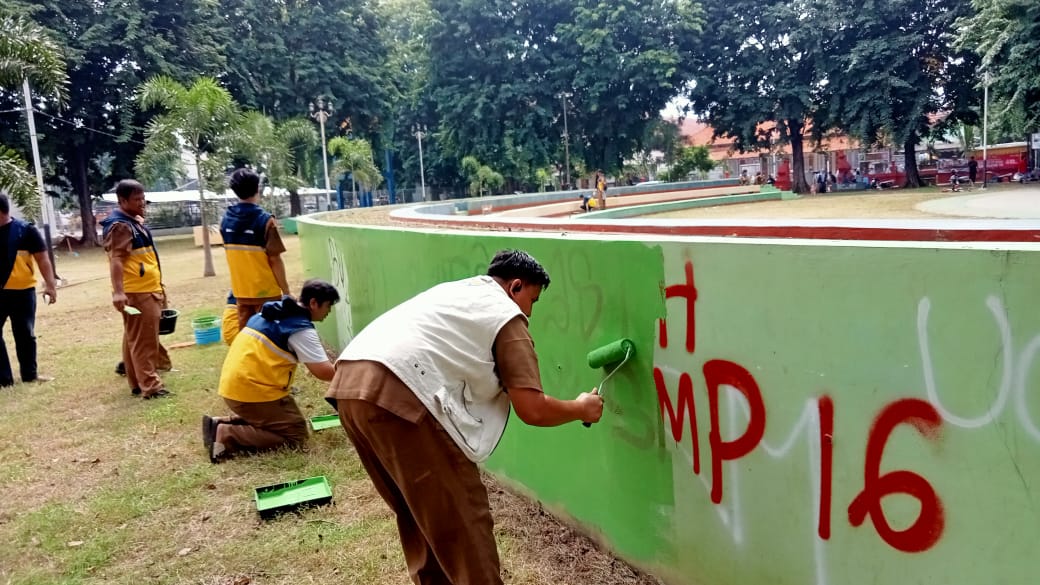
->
xmin=4 ymin=250 xmax=36 ymax=290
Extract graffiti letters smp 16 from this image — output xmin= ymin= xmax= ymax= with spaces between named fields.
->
xmin=654 ymin=260 xmax=947 ymax=560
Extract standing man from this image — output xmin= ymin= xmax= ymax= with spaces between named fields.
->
xmin=202 ymin=279 xmax=339 ymax=463
xmin=221 ymin=168 xmax=290 ymax=336
xmin=0 ymin=191 xmax=57 ymax=387
xmin=327 ymin=249 xmax=603 ymax=585
xmin=101 ymin=179 xmax=170 ymax=399
xmin=968 ymin=156 xmax=979 ymax=187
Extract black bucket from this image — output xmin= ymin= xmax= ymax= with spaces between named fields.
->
xmin=159 ymin=309 xmax=180 ymax=335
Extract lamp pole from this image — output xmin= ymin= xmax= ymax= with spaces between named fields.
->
xmin=309 ymin=97 xmax=334 ymax=207
xmin=22 ymin=79 xmax=57 ymax=279
xmin=558 ymin=92 xmax=572 ymax=189
xmin=412 ymin=124 xmax=428 ymax=202
xmin=982 ymin=71 xmax=989 ymax=189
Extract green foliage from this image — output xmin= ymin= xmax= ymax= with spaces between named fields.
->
xmin=0 ymin=13 xmax=67 ymax=101
xmin=136 ymin=75 xmax=242 ymax=276
xmin=3 ymin=0 xmax=230 ymax=244
xmin=0 ymin=147 xmax=39 ymax=217
xmin=686 ymin=0 xmax=832 ymax=194
xmin=826 ymin=0 xmax=979 ymax=186
xmin=460 ymin=155 xmax=504 ymax=197
xmin=219 ymin=0 xmax=391 ymax=134
xmin=328 ymin=136 xmax=382 ymax=206
xmin=427 ymin=0 xmax=702 ymax=190
xmin=664 ymin=145 xmax=715 ymax=181
xmin=0 ymin=12 xmax=66 ymax=218
xmin=956 ymin=0 xmax=1040 ymax=133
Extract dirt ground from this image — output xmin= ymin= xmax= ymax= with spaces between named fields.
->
xmin=642 ymin=190 xmax=953 ymax=220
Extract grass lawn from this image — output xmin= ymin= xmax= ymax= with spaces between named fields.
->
xmin=0 ymin=234 xmax=653 ymax=585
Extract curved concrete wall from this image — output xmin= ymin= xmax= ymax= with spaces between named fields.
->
xmin=298 ymin=212 xmax=1040 ymax=585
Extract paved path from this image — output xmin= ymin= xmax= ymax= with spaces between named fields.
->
xmin=916 ymin=185 xmax=1040 ymax=219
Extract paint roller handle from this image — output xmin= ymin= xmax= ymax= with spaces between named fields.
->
xmin=579 ymin=388 xmax=602 ymax=428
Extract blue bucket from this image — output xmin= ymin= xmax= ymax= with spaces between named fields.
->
xmin=191 ymin=315 xmax=221 ymax=346
xmin=194 ymin=326 xmax=221 ymax=345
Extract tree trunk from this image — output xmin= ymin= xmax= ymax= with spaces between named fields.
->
xmin=196 ymin=154 xmax=216 ymax=277
xmin=902 ymin=132 xmax=922 ymax=188
xmin=289 ymin=189 xmax=302 ymax=216
xmin=788 ymin=119 xmax=811 ymax=194
xmin=72 ymin=148 xmax=98 ymax=247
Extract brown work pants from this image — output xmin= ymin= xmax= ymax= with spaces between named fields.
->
xmin=122 ymin=291 xmax=165 ymax=396
xmin=336 ymin=399 xmax=502 ymax=585
xmin=219 ymin=395 xmax=308 ymax=454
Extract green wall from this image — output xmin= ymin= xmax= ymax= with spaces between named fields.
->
xmin=299 ymin=215 xmax=1040 ymax=585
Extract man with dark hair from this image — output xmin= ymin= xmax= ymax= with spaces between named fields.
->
xmin=202 ymin=279 xmax=339 ymax=462
xmin=327 ymin=249 xmax=602 ymax=585
xmin=101 ymin=180 xmax=170 ymax=399
xmin=221 ymin=167 xmax=290 ymax=337
xmin=0 ymin=191 xmax=57 ymax=387
xmin=968 ymin=156 xmax=979 ymax=187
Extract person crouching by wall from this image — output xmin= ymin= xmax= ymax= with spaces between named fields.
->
xmin=202 ymin=279 xmax=339 ymax=463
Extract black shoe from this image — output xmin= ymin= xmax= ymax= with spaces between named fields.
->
xmin=143 ymin=388 xmax=171 ymax=400
xmin=115 ymin=362 xmax=126 ymax=376
xmin=131 ymin=387 xmax=141 ymax=396
xmin=202 ymin=415 xmax=219 ymax=451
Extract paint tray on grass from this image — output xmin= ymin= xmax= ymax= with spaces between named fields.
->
xmin=254 ymin=476 xmax=333 ymax=519
xmin=310 ymin=414 xmax=341 ymax=431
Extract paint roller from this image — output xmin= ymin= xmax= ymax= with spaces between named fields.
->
xmin=583 ymin=338 xmax=636 ymax=427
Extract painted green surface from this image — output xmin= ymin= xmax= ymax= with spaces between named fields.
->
xmin=299 ymin=214 xmax=1040 ymax=585
xmin=582 ymin=191 xmax=781 ymax=219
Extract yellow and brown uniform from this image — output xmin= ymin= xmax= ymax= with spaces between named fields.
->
xmin=0 ymin=218 xmax=46 ymax=386
xmin=220 ymin=203 xmax=286 ymax=333
xmin=101 ymin=210 xmax=166 ymax=396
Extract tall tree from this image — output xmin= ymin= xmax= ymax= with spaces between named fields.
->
xmin=219 ymin=0 xmax=391 ymax=132
xmin=0 ymin=12 xmax=67 ymax=214
xmin=686 ymin=0 xmax=832 ymax=194
xmin=136 ymin=76 xmax=241 ymax=277
xmin=826 ymin=0 xmax=979 ymax=187
xmin=955 ymin=0 xmax=1040 ymax=134
xmin=5 ymin=0 xmax=230 ymax=245
xmin=427 ymin=0 xmax=701 ymax=188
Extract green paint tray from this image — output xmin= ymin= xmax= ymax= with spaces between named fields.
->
xmin=310 ymin=414 xmax=341 ymax=431
xmin=254 ymin=476 xmax=333 ymax=519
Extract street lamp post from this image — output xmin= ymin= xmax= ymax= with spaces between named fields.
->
xmin=559 ymin=92 xmax=572 ymax=190
xmin=309 ymin=97 xmax=334 ymax=207
xmin=982 ymin=71 xmax=990 ymax=189
xmin=22 ymin=79 xmax=57 ymax=279
xmin=412 ymin=124 xmax=428 ymax=202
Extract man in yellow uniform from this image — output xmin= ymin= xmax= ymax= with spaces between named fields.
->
xmin=101 ymin=180 xmax=169 ymax=399
xmin=221 ymin=168 xmax=290 ymax=335
xmin=0 ymin=191 xmax=57 ymax=387
xmin=202 ymin=279 xmax=339 ymax=463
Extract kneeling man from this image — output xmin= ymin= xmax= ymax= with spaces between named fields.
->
xmin=203 ymin=279 xmax=339 ymax=462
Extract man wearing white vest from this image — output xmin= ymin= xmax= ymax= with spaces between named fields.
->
xmin=328 ymin=249 xmax=603 ymax=585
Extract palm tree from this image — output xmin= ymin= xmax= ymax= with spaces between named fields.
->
xmin=328 ymin=137 xmax=382 ymax=207
xmin=233 ymin=113 xmax=318 ymax=216
xmin=0 ymin=14 xmax=67 ymax=215
xmin=136 ymin=76 xmax=241 ymax=277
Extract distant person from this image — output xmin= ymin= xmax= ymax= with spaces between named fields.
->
xmin=595 ymin=172 xmax=607 ymax=209
xmin=221 ymin=168 xmax=291 ymax=337
xmin=968 ymin=156 xmax=978 ymax=186
xmin=739 ymin=169 xmax=750 ymax=185
xmin=0 ymin=191 xmax=57 ymax=388
xmin=949 ymin=168 xmax=962 ymax=192
xmin=202 ymin=280 xmax=339 ymax=463
xmin=753 ymin=171 xmax=764 ymax=185
xmin=327 ymin=250 xmax=602 ymax=585
xmin=101 ymin=180 xmax=170 ymax=399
